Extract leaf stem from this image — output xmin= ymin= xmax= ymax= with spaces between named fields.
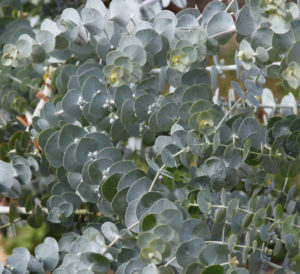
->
xmin=127 ymin=221 xmax=140 ymax=230
xmin=148 ymin=147 xmax=189 ymax=192
xmin=210 ymin=204 xmax=300 ymax=230
xmin=205 ymin=240 xmax=265 ymax=252
xmin=149 ymin=163 xmax=166 ymax=192
xmin=225 ymin=0 xmax=236 ymax=12
xmin=0 ymin=218 xmax=21 ymax=230
xmin=0 ymin=206 xmax=94 ymax=216
xmin=7 ymin=74 xmax=35 ymax=90
xmin=215 ymin=91 xmax=247 ymax=131
xmin=164 ymin=256 xmax=176 ymax=266
xmin=208 ymin=28 xmax=236 ymax=40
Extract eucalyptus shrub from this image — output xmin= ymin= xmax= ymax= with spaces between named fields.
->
xmin=0 ymin=0 xmax=300 ymax=273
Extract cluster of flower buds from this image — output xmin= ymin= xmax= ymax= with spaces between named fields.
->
xmin=102 ymin=168 xmax=110 ymax=181
xmin=87 ymin=151 xmax=98 ymax=160
xmin=78 ymin=96 xmax=86 ymax=110
xmin=109 ymin=112 xmax=118 ymax=124
xmin=103 ymin=98 xmax=115 ymax=112
xmin=147 ymin=102 xmax=158 ymax=115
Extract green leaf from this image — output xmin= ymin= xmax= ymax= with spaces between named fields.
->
xmin=176 ymin=238 xmax=205 ymax=267
xmin=136 ymin=192 xmax=164 ymax=220
xmin=269 ymin=14 xmax=289 ymax=34
xmin=62 ymin=89 xmax=82 ymax=118
xmin=180 ymin=219 xmax=210 ymax=241
xmin=215 ymin=208 xmax=226 ymax=223
xmin=81 ymin=7 xmax=103 ymax=35
xmin=149 ymin=238 xmax=170 ymax=258
xmin=9 ymin=203 xmax=18 ymax=223
xmin=58 ymin=124 xmax=86 ymax=151
xmin=213 ymin=131 xmax=220 ymax=153
xmin=154 ymin=136 xmax=173 ymax=154
xmin=161 ymin=145 xmax=179 ymax=168
xmin=182 ymin=84 xmax=212 ymax=103
xmin=202 ymin=157 xmax=226 ymax=182
xmin=34 ymin=238 xmax=59 ymax=271
xmin=207 ymin=12 xmax=235 ymax=44
xmin=156 ymin=102 xmax=179 ymax=131
xmin=142 ymin=214 xmax=159 ymax=231
xmin=252 ymin=208 xmax=266 ymax=227
xmin=140 ymin=247 xmax=162 ymax=265
xmin=75 ymin=136 xmax=110 ymax=165
xmin=202 ymin=265 xmax=225 ymax=274
xmin=201 ymin=1 xmax=226 ymax=26
xmin=186 ymin=262 xmax=203 ymax=274
xmin=288 ymin=157 xmax=300 ymax=177
xmin=255 ymin=47 xmax=269 ymax=62
xmin=142 ymin=264 xmax=158 ymax=274
xmin=274 ymin=204 xmax=283 ymax=220
xmin=242 ymin=139 xmax=252 ymax=161
xmin=36 ymin=30 xmax=55 ymax=53
xmin=45 ymin=131 xmax=64 ymax=168
xmin=227 ymin=267 xmax=249 ymax=274
xmin=31 ymin=44 xmax=46 ymax=63
xmin=282 ymin=216 xmax=293 ymax=234
xmin=236 ymin=6 xmax=257 ymax=36
xmin=227 ymin=198 xmax=239 ymax=220
xmin=16 ymin=37 xmax=32 ymax=58
xmin=101 ymin=173 xmax=122 ymax=202
xmin=199 ymin=244 xmax=229 ymax=266
xmin=80 ymin=252 xmax=110 ymax=273
xmin=101 ymin=222 xmax=120 ymax=242
xmin=13 ymin=164 xmax=31 ymax=185
xmin=121 ymin=99 xmax=135 ymax=125
xmin=287 ymin=41 xmax=300 ymax=65
xmin=228 ymin=234 xmax=237 ymax=251
xmin=123 ymin=45 xmax=147 ymax=66
xmin=242 ymin=213 xmax=254 ymax=229
xmin=118 ymin=169 xmax=146 ymax=190
xmin=197 ymin=189 xmax=212 ymax=214
xmin=81 ymin=75 xmax=103 ymax=102
xmin=110 ymin=0 xmax=130 ymax=26
xmin=248 ymin=194 xmax=257 ymax=212
xmin=27 ymin=205 xmax=46 ymax=228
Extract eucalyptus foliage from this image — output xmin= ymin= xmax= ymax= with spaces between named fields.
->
xmin=0 ymin=0 xmax=300 ymax=273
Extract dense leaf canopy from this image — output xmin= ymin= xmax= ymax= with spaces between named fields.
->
xmin=0 ymin=0 xmax=300 ymax=273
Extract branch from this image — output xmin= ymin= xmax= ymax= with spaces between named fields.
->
xmin=208 ymin=28 xmax=236 ymax=40
xmin=139 ymin=0 xmax=160 ymax=7
xmin=164 ymin=256 xmax=176 ymax=266
xmin=127 ymin=220 xmax=139 ymax=230
xmin=209 ymin=204 xmax=300 ymax=230
xmin=0 ymin=218 xmax=21 ymax=230
xmin=0 ymin=206 xmax=94 ymax=216
xmin=151 ymin=62 xmax=281 ymax=75
xmin=151 ymin=64 xmax=238 ymax=74
xmin=7 ymin=74 xmax=35 ymax=90
xmin=148 ymin=147 xmax=189 ymax=192
xmin=215 ymin=91 xmax=248 ymax=131
xmin=149 ymin=163 xmax=166 ymax=192
xmin=205 ymin=240 xmax=266 ymax=252
xmin=225 ymin=0 xmax=236 ymax=12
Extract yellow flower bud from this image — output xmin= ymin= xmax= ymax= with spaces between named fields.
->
xmin=110 ymin=73 xmax=118 ymax=83
xmin=230 ymin=256 xmax=239 ymax=267
xmin=274 ymin=149 xmax=282 ymax=159
xmin=172 ymin=55 xmax=181 ymax=65
xmin=199 ymin=120 xmax=214 ymax=128
xmin=266 ymin=179 xmax=272 ymax=185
